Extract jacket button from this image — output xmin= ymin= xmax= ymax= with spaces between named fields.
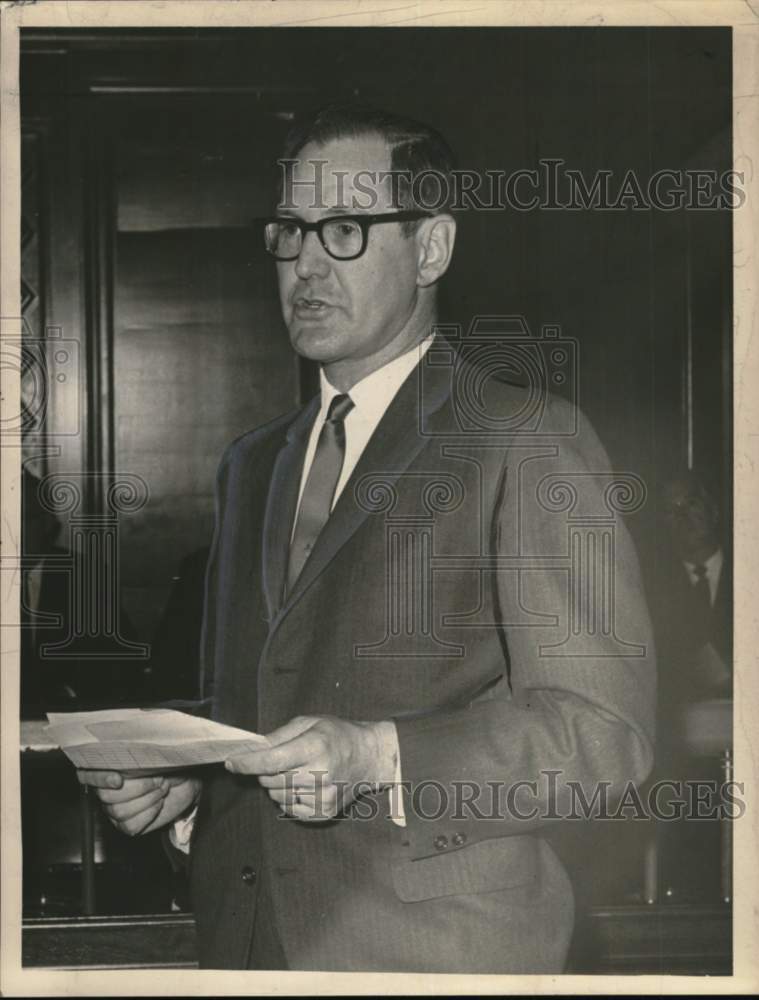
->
xmin=433 ymin=835 xmax=448 ymax=851
xmin=452 ymin=832 xmax=467 ymax=847
xmin=241 ymin=866 xmax=257 ymax=885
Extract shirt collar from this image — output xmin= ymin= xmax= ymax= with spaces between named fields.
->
xmin=318 ymin=336 xmax=434 ymax=420
xmin=684 ymin=546 xmax=723 ymax=579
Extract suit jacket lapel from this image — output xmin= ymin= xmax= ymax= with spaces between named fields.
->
xmin=280 ymin=346 xmax=453 ymax=616
xmin=261 ymin=395 xmax=320 ymax=622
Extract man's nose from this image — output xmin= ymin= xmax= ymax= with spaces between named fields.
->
xmin=294 ymin=230 xmax=330 ymax=280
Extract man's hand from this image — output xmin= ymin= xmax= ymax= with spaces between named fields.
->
xmin=76 ymin=770 xmax=202 ymax=836
xmin=225 ymin=715 xmax=398 ymax=820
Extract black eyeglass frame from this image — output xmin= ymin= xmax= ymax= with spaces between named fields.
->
xmin=257 ymin=210 xmax=434 ymax=261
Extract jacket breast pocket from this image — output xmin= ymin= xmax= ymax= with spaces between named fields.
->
xmin=391 ymin=834 xmax=539 ymax=902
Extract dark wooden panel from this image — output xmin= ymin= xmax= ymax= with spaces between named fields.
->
xmin=113 ymin=228 xmax=294 ymax=638
xmin=115 ymin=228 xmax=279 ymax=327
xmin=576 ymin=904 xmax=732 ymax=975
xmin=105 ymin=97 xmax=299 ymax=646
xmin=23 ymin=914 xmax=198 ymax=969
xmin=19 ymin=104 xmax=86 ymax=480
xmin=116 ymin=104 xmax=289 ymax=231
xmin=23 ymin=905 xmax=730 ymax=973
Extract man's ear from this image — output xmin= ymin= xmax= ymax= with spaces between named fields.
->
xmin=416 ymin=214 xmax=457 ymax=287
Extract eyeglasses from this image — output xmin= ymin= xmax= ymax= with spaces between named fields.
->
xmin=258 ymin=210 xmax=432 ymax=261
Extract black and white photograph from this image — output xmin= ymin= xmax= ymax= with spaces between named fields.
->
xmin=1 ymin=1 xmax=757 ymax=993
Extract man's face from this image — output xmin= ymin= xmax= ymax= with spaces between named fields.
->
xmin=275 ymin=135 xmax=423 ymax=369
xmin=662 ymin=478 xmax=718 ymax=558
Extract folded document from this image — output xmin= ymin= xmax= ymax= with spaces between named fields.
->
xmin=45 ymin=708 xmax=269 ymax=772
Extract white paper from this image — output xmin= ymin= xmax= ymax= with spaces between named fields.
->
xmin=45 ymin=708 xmax=269 ymax=773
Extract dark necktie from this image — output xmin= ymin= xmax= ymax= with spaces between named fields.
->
xmin=287 ymin=393 xmax=354 ymax=593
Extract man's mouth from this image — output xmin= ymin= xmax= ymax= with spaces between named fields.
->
xmin=293 ymin=298 xmax=334 ymax=318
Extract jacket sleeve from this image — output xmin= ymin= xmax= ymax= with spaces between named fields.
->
xmin=394 ymin=401 xmax=656 ymax=861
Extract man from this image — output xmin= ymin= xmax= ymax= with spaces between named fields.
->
xmin=78 ymin=105 xmax=655 ymax=972
xmin=651 ymin=471 xmax=731 ymax=902
xmin=659 ymin=471 xmax=730 ymax=695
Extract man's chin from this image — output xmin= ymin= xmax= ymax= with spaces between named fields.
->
xmin=289 ymin=324 xmax=344 ymax=362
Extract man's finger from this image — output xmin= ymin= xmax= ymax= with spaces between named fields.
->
xmin=77 ymin=769 xmax=124 ymax=790
xmin=258 ymin=768 xmax=326 ymax=791
xmin=267 ymin=787 xmax=296 ymax=807
xmin=271 ymin=788 xmax=337 ymax=821
xmin=103 ymin=785 xmax=169 ymax=823
xmin=115 ymin=800 xmax=165 ymax=837
xmin=224 ymin=749 xmax=279 ymax=776
xmin=225 ymin=716 xmax=332 ymax=775
xmin=225 ymin=733 xmax=315 ymax=776
xmin=164 ymin=774 xmax=190 ymax=787
xmin=96 ymin=776 xmax=167 ymax=804
xmin=264 ymin=715 xmax=320 ymax=747
xmin=266 ymin=785 xmax=317 ymax=806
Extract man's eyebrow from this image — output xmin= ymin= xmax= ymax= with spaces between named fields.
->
xmin=273 ymin=207 xmax=364 ymax=220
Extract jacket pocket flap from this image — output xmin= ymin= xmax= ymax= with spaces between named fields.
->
xmin=392 ymin=835 xmax=539 ymax=902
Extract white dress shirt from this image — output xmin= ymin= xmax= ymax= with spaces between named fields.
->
xmin=171 ymin=337 xmax=432 ymax=851
xmin=683 ymin=546 xmax=723 ymax=607
xmin=294 ymin=336 xmax=434 ymax=523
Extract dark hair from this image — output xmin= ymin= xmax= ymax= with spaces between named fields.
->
xmin=279 ymin=103 xmax=457 ymax=231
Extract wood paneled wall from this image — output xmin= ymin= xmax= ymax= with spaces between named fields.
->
xmin=111 ymin=102 xmax=296 ymax=635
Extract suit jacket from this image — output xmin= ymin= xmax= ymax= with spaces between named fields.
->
xmin=644 ymin=549 xmax=730 ymax=902
xmin=654 ymin=549 xmax=731 ymax=703
xmin=188 ymin=341 xmax=656 ymax=972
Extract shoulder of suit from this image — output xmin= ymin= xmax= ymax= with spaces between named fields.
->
xmin=454 ymin=362 xmax=593 ymax=441
xmin=218 ymin=405 xmax=302 ymax=469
